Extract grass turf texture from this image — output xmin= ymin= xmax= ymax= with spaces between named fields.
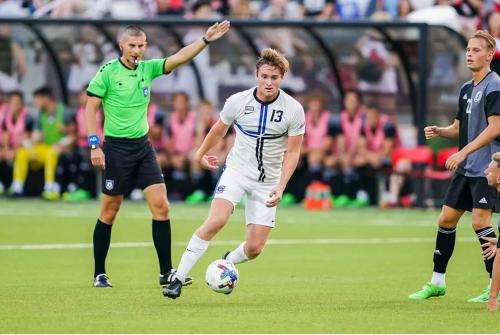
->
xmin=0 ymin=199 xmax=500 ymax=333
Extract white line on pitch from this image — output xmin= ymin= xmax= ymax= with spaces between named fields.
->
xmin=0 ymin=237 xmax=476 ymax=251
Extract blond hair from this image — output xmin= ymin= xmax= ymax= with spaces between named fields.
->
xmin=256 ymin=48 xmax=289 ymax=76
xmin=470 ymin=30 xmax=496 ymax=51
xmin=493 ymin=152 xmax=500 ymax=167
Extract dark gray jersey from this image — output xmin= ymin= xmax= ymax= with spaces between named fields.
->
xmin=456 ymin=71 xmax=500 ymax=177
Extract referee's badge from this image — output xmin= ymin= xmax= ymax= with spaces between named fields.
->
xmin=143 ymin=87 xmax=149 ymax=97
xmin=105 ymin=179 xmax=114 ymax=190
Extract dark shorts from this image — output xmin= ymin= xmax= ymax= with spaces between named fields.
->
xmin=102 ymin=135 xmax=164 ymax=196
xmin=443 ymin=173 xmax=498 ymax=213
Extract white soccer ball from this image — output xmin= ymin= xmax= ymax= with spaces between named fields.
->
xmin=205 ymin=259 xmax=239 ymax=294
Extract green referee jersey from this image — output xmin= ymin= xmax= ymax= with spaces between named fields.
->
xmin=87 ymin=58 xmax=166 ymax=138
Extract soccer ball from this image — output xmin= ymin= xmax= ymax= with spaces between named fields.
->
xmin=205 ymin=259 xmax=239 ymax=294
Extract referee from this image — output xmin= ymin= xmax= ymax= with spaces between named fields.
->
xmin=409 ymin=30 xmax=500 ymax=302
xmin=85 ymin=22 xmax=230 ymax=288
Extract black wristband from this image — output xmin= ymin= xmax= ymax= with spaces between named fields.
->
xmin=202 ymin=36 xmax=211 ymax=45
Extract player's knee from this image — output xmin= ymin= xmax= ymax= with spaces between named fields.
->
xmin=245 ymin=242 xmax=265 ymax=259
xmin=437 ymin=213 xmax=458 ymax=229
xmin=101 ymin=202 xmax=121 ymax=222
xmin=153 ymin=199 xmax=170 ymax=217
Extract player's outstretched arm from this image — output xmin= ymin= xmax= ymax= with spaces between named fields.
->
xmin=195 ymin=119 xmax=230 ymax=170
xmin=266 ymin=135 xmax=303 ymax=208
xmin=425 ymin=119 xmax=459 ymax=140
xmin=85 ymin=96 xmax=105 ymax=170
xmin=164 ymin=20 xmax=230 ymax=73
xmin=445 ymin=115 xmax=500 ymax=171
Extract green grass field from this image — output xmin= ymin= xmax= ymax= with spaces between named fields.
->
xmin=1 ymin=199 xmax=500 ymax=333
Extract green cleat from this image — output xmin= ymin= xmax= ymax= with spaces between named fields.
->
xmin=408 ymin=282 xmax=446 ymax=300
xmin=467 ymin=287 xmax=500 ymax=303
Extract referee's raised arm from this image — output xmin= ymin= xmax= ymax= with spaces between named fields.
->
xmin=163 ymin=20 xmax=230 ymax=74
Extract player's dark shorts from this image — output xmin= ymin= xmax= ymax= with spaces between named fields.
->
xmin=443 ymin=173 xmax=498 ymax=213
xmin=102 ymin=135 xmax=164 ymax=196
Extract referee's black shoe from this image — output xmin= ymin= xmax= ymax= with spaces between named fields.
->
xmin=163 ymin=279 xmax=182 ymax=299
xmin=159 ymin=269 xmax=193 ymax=287
xmin=93 ymin=274 xmax=112 ymax=288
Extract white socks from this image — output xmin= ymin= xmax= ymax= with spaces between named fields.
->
xmin=175 ymin=234 xmax=209 ymax=282
xmin=431 ymin=272 xmax=446 ymax=287
xmin=226 ymin=242 xmax=250 ymax=264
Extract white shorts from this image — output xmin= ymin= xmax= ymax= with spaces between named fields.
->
xmin=213 ymin=167 xmax=277 ymax=228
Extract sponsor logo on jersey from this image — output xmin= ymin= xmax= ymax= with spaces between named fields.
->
xmin=143 ymin=87 xmax=149 ymax=97
xmin=462 ymin=93 xmax=467 ymax=100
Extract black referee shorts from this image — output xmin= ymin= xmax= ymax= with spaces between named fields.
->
xmin=102 ymin=135 xmax=164 ymax=196
xmin=443 ymin=173 xmax=498 ymax=213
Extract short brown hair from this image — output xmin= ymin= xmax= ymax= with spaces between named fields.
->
xmin=493 ymin=152 xmax=500 ymax=167
xmin=470 ymin=30 xmax=496 ymax=51
xmin=119 ymin=25 xmax=146 ymax=42
xmin=255 ymin=48 xmax=289 ymax=76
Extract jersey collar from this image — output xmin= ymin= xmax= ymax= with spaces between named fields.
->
xmin=118 ymin=57 xmax=138 ymax=71
xmin=253 ymin=88 xmax=280 ymax=105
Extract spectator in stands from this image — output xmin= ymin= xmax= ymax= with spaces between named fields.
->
xmin=57 ymin=87 xmax=102 ymax=201
xmin=156 ymin=0 xmax=185 ymax=15
xmin=299 ymin=0 xmax=334 ymax=19
xmin=0 ymin=91 xmax=31 ymax=195
xmin=9 ymin=86 xmax=72 ymax=199
xmin=260 ymin=0 xmax=301 ymax=20
xmin=355 ymin=31 xmax=399 ymax=112
xmin=0 ymin=24 xmax=26 ymax=92
xmin=334 ymin=0 xmax=371 ymax=20
xmin=0 ymin=0 xmax=26 ymax=17
xmin=485 ymin=10 xmax=500 ymax=74
xmin=398 ymin=0 xmax=414 ymax=18
xmin=165 ymin=92 xmax=197 ymax=200
xmin=67 ymin=26 xmax=105 ymax=93
xmin=227 ymin=0 xmax=255 ymax=18
xmin=325 ymin=89 xmax=367 ymax=207
xmin=303 ymin=91 xmax=331 ymax=183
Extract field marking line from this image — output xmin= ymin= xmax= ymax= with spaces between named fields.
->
xmin=0 ymin=237 xmax=476 ymax=251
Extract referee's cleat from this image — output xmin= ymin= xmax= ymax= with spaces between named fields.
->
xmin=408 ymin=282 xmax=446 ymax=300
xmin=163 ymin=278 xmax=183 ymax=299
xmin=159 ymin=269 xmax=193 ymax=287
xmin=93 ymin=274 xmax=112 ymax=288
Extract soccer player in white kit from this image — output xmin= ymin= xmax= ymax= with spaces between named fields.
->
xmin=163 ymin=48 xmax=305 ymax=299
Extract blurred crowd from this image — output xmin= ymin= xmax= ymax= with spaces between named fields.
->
xmin=0 ymin=0 xmax=499 ymax=37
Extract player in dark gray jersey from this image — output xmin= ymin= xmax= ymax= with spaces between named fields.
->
xmin=409 ymin=31 xmax=500 ymax=302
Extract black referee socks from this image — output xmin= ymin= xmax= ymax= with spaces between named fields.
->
xmin=152 ymin=219 xmax=172 ymax=276
xmin=93 ymin=219 xmax=112 ymax=278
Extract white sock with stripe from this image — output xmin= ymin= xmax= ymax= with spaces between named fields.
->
xmin=175 ymin=234 xmax=209 ymax=282
xmin=226 ymin=242 xmax=250 ymax=264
